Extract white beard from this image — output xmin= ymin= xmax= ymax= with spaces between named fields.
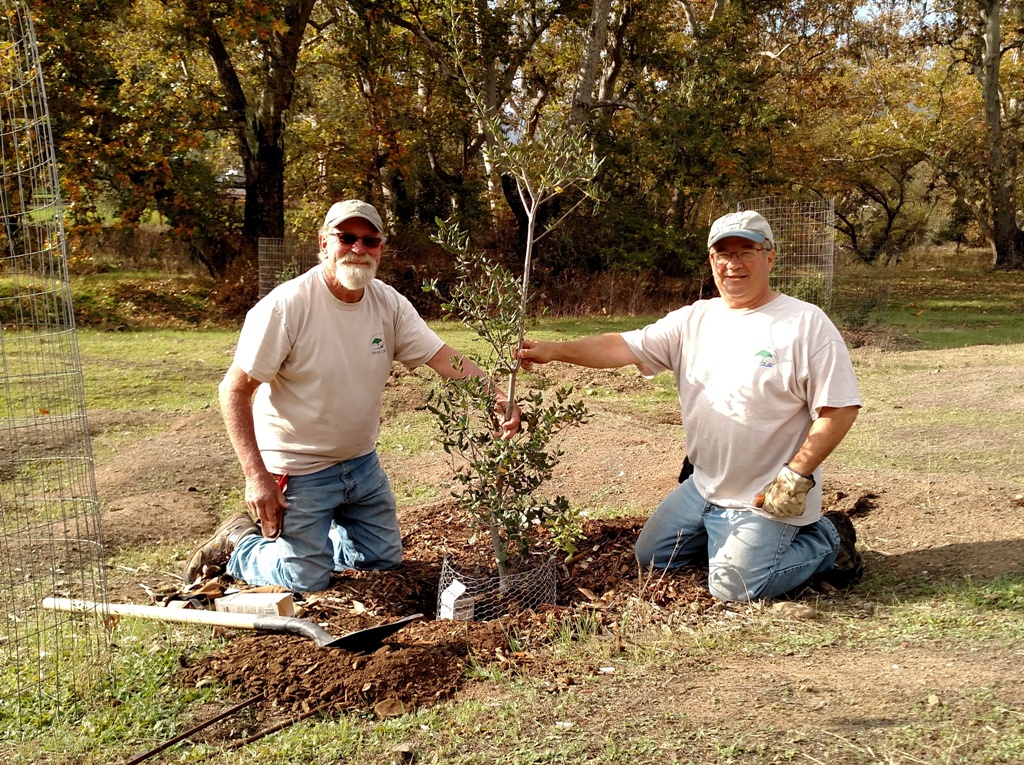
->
xmin=336 ymin=259 xmax=377 ymax=291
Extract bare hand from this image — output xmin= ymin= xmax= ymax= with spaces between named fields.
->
xmin=517 ymin=338 xmax=555 ymax=371
xmin=245 ymin=472 xmax=288 ymax=539
xmin=494 ymin=398 xmax=522 ymax=439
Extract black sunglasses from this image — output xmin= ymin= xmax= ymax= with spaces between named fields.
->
xmin=328 ymin=232 xmax=383 ymax=248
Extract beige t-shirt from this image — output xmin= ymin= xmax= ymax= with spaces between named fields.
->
xmin=234 ymin=267 xmax=445 ymax=475
xmin=622 ymin=294 xmax=861 ymax=525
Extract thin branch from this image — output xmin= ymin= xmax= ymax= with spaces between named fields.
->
xmin=125 ymin=694 xmax=264 ymax=765
xmin=588 ymin=99 xmax=650 ymax=120
xmin=533 ymin=195 xmax=592 ymax=244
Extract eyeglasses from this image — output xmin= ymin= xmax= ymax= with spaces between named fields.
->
xmin=327 ymin=232 xmax=384 ymax=248
xmin=710 ymin=247 xmax=765 ymax=264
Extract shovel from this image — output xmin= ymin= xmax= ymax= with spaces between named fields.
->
xmin=42 ymin=597 xmax=422 ymax=653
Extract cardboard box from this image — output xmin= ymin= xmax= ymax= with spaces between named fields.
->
xmin=215 ymin=592 xmax=295 ymax=617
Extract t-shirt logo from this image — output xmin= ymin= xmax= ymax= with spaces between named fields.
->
xmin=371 ymin=336 xmax=386 ymax=355
xmin=755 ymin=349 xmax=777 ymax=368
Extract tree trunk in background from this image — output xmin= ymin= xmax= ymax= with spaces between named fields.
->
xmin=183 ymin=0 xmax=316 ymax=270
xmin=243 ymin=130 xmax=286 ymax=259
xmin=569 ymin=0 xmax=612 ymax=127
xmin=976 ymin=0 xmax=1024 ymax=268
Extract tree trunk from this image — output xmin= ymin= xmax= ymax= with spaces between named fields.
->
xmin=183 ymin=0 xmax=315 ymax=273
xmin=569 ymin=0 xmax=612 ymax=127
xmin=976 ymin=0 xmax=1024 ymax=268
xmin=242 ymin=133 xmax=286 ymax=260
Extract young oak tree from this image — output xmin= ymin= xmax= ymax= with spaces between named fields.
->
xmin=424 ymin=105 xmax=600 ymax=583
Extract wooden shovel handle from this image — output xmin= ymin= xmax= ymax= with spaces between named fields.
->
xmin=42 ymin=597 xmax=261 ymax=630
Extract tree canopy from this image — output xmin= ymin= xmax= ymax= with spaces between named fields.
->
xmin=30 ymin=0 xmax=1024 ymax=282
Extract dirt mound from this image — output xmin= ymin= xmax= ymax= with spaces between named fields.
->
xmin=176 ymin=506 xmax=726 ymax=724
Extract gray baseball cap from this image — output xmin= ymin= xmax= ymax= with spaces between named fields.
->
xmin=322 ymin=200 xmax=385 ymax=233
xmin=707 ymin=210 xmax=774 ymax=249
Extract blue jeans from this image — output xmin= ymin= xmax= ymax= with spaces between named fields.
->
xmin=227 ymin=452 xmax=402 ymax=592
xmin=634 ymin=477 xmax=840 ymax=601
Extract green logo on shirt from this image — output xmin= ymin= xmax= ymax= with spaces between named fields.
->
xmin=755 ymin=349 xmax=777 ymax=368
xmin=371 ymin=336 xmax=386 ymax=355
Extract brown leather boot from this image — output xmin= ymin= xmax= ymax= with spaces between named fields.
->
xmin=819 ymin=510 xmax=864 ymax=589
xmin=183 ymin=512 xmax=259 ymax=583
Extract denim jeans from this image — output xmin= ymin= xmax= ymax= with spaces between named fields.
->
xmin=227 ymin=452 xmax=401 ymax=592
xmin=634 ymin=477 xmax=840 ymax=601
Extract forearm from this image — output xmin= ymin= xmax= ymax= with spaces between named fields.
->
xmin=529 ymin=333 xmax=639 ymax=369
xmin=219 ymin=370 xmax=269 ymax=479
xmin=427 ymin=345 xmax=495 ymax=387
xmin=787 ymin=405 xmax=859 ymax=476
xmin=427 ymin=344 xmax=521 ymax=437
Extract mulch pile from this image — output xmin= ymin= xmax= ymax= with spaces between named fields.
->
xmin=180 ymin=494 xmax=874 ymax=726
xmin=178 ymin=507 xmax=716 ymax=721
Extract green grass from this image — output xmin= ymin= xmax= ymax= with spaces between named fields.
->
xmin=833 ymin=343 xmax=1024 ymax=482
xmin=2 ymin=618 xmax=229 ymax=763
xmin=78 ymin=330 xmax=233 ymax=412
xmin=881 ymin=252 xmax=1024 ymax=348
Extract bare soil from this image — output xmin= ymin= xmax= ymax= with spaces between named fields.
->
xmin=90 ymin=360 xmax=1024 ymax=748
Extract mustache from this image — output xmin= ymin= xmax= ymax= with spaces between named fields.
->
xmin=340 ymin=256 xmax=375 ymax=266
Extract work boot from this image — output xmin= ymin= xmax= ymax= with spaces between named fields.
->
xmin=818 ymin=510 xmax=864 ymax=589
xmin=183 ymin=512 xmax=259 ymax=583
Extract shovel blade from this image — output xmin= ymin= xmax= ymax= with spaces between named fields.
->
xmin=325 ymin=613 xmax=423 ymax=652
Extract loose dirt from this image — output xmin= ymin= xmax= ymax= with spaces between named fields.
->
xmin=90 ymin=360 xmax=1024 ymax=746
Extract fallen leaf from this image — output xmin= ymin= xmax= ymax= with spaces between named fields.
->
xmin=577 ymin=587 xmax=600 ymax=602
xmin=772 ymin=602 xmax=818 ymax=620
xmin=374 ymin=697 xmax=407 ymax=718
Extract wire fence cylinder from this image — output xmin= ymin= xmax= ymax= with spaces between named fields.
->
xmin=437 ymin=556 xmax=556 ymax=622
xmin=739 ymin=197 xmax=835 ymax=310
xmin=258 ymin=237 xmax=318 ymax=298
xmin=1 ymin=0 xmax=109 ymax=741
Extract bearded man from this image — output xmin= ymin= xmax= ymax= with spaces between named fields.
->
xmin=184 ymin=200 xmax=519 ymax=591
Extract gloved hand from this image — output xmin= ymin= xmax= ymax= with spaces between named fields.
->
xmin=754 ymin=464 xmax=815 ymax=518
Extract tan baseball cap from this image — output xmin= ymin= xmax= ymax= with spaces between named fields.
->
xmin=322 ymin=200 xmax=385 ymax=233
xmin=707 ymin=210 xmax=774 ymax=249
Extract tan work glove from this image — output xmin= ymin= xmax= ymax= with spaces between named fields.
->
xmin=754 ymin=464 xmax=815 ymax=518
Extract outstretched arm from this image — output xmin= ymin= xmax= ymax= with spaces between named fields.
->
xmin=426 ymin=344 xmax=521 ymax=438
xmin=518 ymin=333 xmax=641 ymax=370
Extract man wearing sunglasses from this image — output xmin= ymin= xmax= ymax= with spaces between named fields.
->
xmin=519 ymin=210 xmax=862 ymax=601
xmin=185 ymin=200 xmax=520 ymax=592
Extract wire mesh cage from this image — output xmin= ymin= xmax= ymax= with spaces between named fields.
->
xmin=1 ymin=0 xmax=109 ymax=738
xmin=738 ymin=197 xmax=835 ymax=310
xmin=258 ymin=237 xmax=318 ymax=298
xmin=437 ymin=556 xmax=556 ymax=622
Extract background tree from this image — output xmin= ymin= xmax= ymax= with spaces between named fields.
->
xmin=774 ymin=4 xmax=933 ymax=264
xmin=924 ymin=0 xmax=1024 ymax=268
xmin=34 ymin=0 xmax=1024 ymax=305
xmin=174 ymin=0 xmax=317 ymax=269
xmin=36 ymin=0 xmax=319 ymax=277
xmin=35 ymin=0 xmax=243 ymax=275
